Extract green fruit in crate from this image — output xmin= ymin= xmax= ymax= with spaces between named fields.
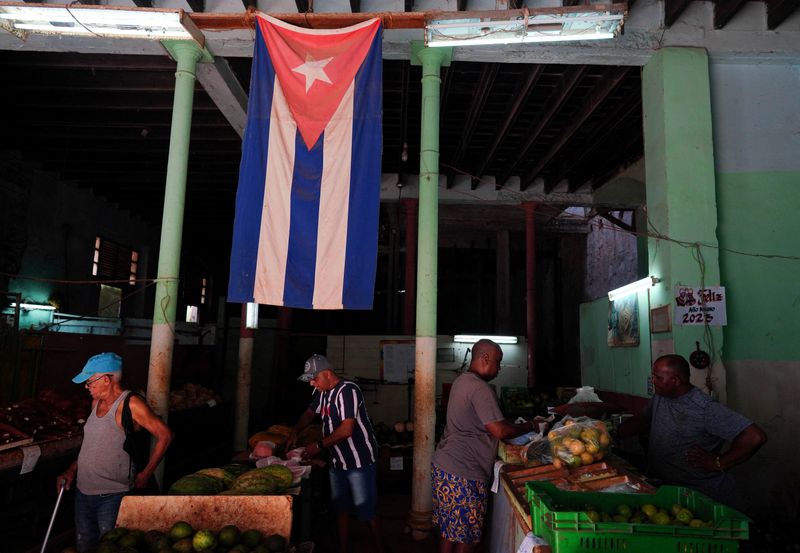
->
xmin=676 ymin=508 xmax=694 ymax=524
xmin=586 ymin=510 xmax=601 ymax=522
xmin=641 ymin=504 xmax=658 ymax=519
xmin=689 ymin=518 xmax=704 ymax=528
xmin=612 ymin=514 xmax=629 ymax=523
xmin=118 ymin=533 xmax=140 ymax=548
xmin=169 ymin=521 xmax=194 ymax=542
xmin=629 ymin=513 xmax=645 ymax=524
xmin=218 ymin=525 xmax=241 ymax=547
xmin=671 ymin=503 xmax=683 ymax=516
xmin=102 ymin=527 xmax=129 ymax=542
xmin=265 ymin=534 xmax=287 ymax=552
xmin=96 ymin=542 xmax=118 ymax=553
xmin=193 ymin=529 xmax=217 ymax=552
xmin=171 ymin=538 xmax=194 ymax=553
xmin=616 ymin=504 xmax=632 ymax=518
xmin=601 ymin=512 xmax=613 ymax=522
xmin=242 ymin=529 xmax=265 ymax=548
xmin=652 ymin=511 xmax=671 ymax=525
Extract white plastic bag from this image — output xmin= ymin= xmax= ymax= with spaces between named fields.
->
xmin=568 ymin=386 xmax=601 ymax=403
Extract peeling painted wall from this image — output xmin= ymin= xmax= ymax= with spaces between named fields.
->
xmin=584 ymin=211 xmax=639 ymax=302
xmin=1 ymin=153 xmax=158 ymax=321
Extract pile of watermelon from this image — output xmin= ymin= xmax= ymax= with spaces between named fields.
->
xmin=168 ymin=464 xmax=294 ymax=496
xmin=99 ymin=521 xmax=287 ymax=552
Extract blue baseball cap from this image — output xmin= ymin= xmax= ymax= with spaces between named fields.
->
xmin=72 ymin=352 xmax=122 ymax=383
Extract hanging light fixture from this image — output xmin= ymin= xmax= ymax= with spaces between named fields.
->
xmin=425 ymin=4 xmax=626 ymax=48
xmin=608 ymin=276 xmax=660 ymax=301
xmin=0 ymin=3 xmax=205 ymax=45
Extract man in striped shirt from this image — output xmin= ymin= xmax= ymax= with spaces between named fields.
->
xmin=287 ymin=354 xmax=384 ymax=553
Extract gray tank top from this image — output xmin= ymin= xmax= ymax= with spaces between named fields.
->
xmin=77 ymin=390 xmax=133 ymax=495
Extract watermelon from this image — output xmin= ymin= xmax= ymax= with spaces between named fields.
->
xmin=221 ymin=463 xmax=253 ymax=477
xmin=195 ymin=467 xmax=234 ymax=489
xmin=168 ymin=474 xmax=225 ymax=495
xmin=230 ymin=470 xmax=281 ymax=494
xmin=255 ymin=465 xmax=293 ymax=489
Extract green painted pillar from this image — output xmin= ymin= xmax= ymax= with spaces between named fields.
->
xmin=408 ymin=42 xmax=451 ymax=540
xmin=146 ymin=41 xmax=205 ymax=482
xmin=642 ymin=47 xmax=724 ymax=397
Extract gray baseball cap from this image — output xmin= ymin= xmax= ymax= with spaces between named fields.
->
xmin=298 ymin=354 xmax=334 ymax=382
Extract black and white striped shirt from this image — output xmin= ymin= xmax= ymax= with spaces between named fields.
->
xmin=310 ymin=379 xmax=377 ymax=470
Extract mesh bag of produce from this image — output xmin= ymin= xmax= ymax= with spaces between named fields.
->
xmin=547 ymin=416 xmax=611 ymax=469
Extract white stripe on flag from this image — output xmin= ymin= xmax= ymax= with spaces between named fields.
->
xmin=255 ymin=77 xmax=296 ymax=306
xmin=313 ymin=82 xmax=355 ymax=309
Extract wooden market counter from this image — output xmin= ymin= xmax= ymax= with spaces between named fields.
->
xmin=488 ymin=455 xmax=655 ymax=553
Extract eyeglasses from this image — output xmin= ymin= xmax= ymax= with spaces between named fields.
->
xmin=84 ymin=374 xmax=108 ymax=388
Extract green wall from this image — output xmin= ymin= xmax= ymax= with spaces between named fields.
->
xmin=579 ymin=291 xmax=651 ymax=397
xmin=717 ymin=170 xmax=800 ymax=361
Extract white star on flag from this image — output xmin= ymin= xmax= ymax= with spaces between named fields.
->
xmin=292 ymin=54 xmax=334 ymax=93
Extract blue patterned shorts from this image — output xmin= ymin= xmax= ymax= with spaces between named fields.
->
xmin=431 ymin=464 xmax=488 ymax=544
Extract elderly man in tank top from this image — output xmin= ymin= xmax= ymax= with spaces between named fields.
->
xmin=56 ymin=352 xmax=173 ymax=553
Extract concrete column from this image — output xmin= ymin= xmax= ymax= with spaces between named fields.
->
xmin=523 ymin=203 xmax=538 ymax=388
xmin=146 ymin=41 xmax=204 ymax=463
xmin=495 ymin=229 xmax=511 ymax=333
xmin=642 ymin=47 xmax=724 ymax=397
xmin=235 ymin=304 xmax=254 ymax=452
xmin=408 ymin=43 xmax=451 ymax=540
xmin=402 ymin=198 xmax=418 ymax=336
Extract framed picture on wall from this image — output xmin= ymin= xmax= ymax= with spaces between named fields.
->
xmin=608 ymin=295 xmax=640 ymax=347
xmin=650 ymin=305 xmax=671 ymax=333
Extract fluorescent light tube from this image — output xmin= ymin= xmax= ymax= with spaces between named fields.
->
xmin=11 ymin=302 xmax=56 ymax=311
xmin=245 ymin=302 xmax=259 ymax=330
xmin=608 ymin=276 xmax=660 ymax=301
xmin=454 ymin=334 xmax=518 ymax=344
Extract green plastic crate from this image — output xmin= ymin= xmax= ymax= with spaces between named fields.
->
xmin=526 ymin=481 xmax=750 ymax=553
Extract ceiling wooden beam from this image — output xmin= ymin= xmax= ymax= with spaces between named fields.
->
xmin=496 ymin=65 xmax=587 ymax=187
xmin=664 ymin=0 xmax=693 ymax=26
xmin=446 ymin=64 xmax=499 ymax=189
xmin=560 ymin=88 xmax=641 ymax=190
xmin=474 ymin=64 xmax=543 ymax=184
xmin=713 ymin=0 xmax=748 ymax=28
xmin=766 ymin=0 xmax=800 ymax=29
xmin=523 ymin=66 xmax=630 ymax=191
xmin=596 ymin=208 xmax=634 ymax=232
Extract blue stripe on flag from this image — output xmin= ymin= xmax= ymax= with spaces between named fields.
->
xmin=228 ymin=25 xmax=275 ymax=303
xmin=343 ymin=30 xmax=382 ymax=309
xmin=283 ymin=132 xmax=324 ymax=308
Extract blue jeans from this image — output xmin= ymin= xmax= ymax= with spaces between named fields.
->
xmin=74 ymin=489 xmax=125 ymax=553
xmin=329 ymin=463 xmax=378 ymax=521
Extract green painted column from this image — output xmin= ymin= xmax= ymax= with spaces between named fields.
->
xmin=408 ymin=42 xmax=451 ymax=540
xmin=146 ymin=41 xmax=205 ymax=482
xmin=642 ymin=47 xmax=724 ymax=397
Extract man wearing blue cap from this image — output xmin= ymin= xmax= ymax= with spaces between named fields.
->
xmin=56 ymin=352 xmax=173 ymax=553
xmin=287 ymin=354 xmax=384 ymax=553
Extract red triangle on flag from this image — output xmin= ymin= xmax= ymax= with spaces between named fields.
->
xmin=258 ymin=15 xmax=381 ymax=150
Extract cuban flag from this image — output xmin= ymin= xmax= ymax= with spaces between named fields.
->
xmin=228 ymin=15 xmax=382 ymax=309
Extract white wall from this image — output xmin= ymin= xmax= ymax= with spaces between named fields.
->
xmin=325 ymin=335 xmax=529 ymax=424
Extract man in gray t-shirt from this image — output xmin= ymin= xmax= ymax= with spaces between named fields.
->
xmin=619 ymin=354 xmax=767 ymax=511
xmin=432 ymin=339 xmax=534 ymax=551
